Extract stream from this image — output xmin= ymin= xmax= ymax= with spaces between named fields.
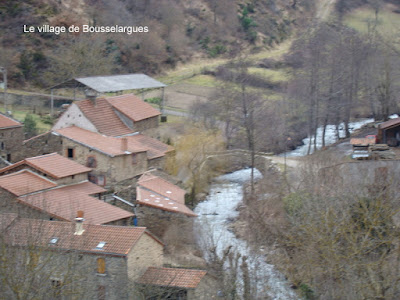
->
xmin=194 ymin=169 xmax=297 ymax=300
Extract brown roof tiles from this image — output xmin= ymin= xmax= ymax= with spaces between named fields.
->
xmin=0 ymin=214 xmax=161 ymax=256
xmin=76 ymin=98 xmax=134 ymax=137
xmin=18 ymin=183 xmax=133 ymax=224
xmin=0 ymin=153 xmax=92 ymax=179
xmin=0 ymin=169 xmax=57 ymax=196
xmin=0 ymin=113 xmax=22 ymax=129
xmin=137 ymin=267 xmax=207 ymax=289
xmin=55 ymin=126 xmax=171 ymax=159
xmin=107 ymin=93 xmax=160 ymax=122
xmin=136 ymin=173 xmax=196 ymax=217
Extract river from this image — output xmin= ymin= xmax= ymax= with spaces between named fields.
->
xmin=194 ymin=169 xmax=298 ymax=300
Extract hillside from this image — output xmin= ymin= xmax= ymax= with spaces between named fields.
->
xmin=0 ymin=0 xmax=314 ymax=88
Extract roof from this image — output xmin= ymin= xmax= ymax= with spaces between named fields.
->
xmin=0 ymin=169 xmax=57 ymax=196
xmin=59 ymin=181 xmax=107 ymax=195
xmin=76 ymin=98 xmax=134 ymax=136
xmin=137 ymin=267 xmax=207 ymax=289
xmin=137 ymin=187 xmax=197 ymax=217
xmin=0 ymin=113 xmax=22 ymax=129
xmin=138 ymin=173 xmax=185 ymax=203
xmin=0 ymin=213 xmax=17 ymax=231
xmin=18 ymin=183 xmax=133 ymax=224
xmin=350 ymin=138 xmax=376 ymax=146
xmin=49 ymin=74 xmax=166 ymax=93
xmin=379 ymin=118 xmax=400 ymax=130
xmin=0 ymin=214 xmax=162 ymax=256
xmin=107 ymin=94 xmax=160 ymax=122
xmin=55 ymin=126 xmax=171 ymax=158
xmin=136 ymin=173 xmax=196 ymax=217
xmin=0 ymin=153 xmax=92 ymax=179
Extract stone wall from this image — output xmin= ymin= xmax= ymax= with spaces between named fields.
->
xmin=0 ymin=126 xmax=24 ymax=163
xmin=61 ymin=137 xmax=148 ymax=187
xmin=18 ymin=132 xmax=63 ymax=162
xmin=134 ymin=116 xmax=159 ymax=132
xmin=127 ymin=233 xmax=164 ymax=281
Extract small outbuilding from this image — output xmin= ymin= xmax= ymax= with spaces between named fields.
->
xmin=377 ymin=118 xmax=400 ymax=146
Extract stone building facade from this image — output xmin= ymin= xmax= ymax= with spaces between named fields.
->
xmin=0 ymin=113 xmax=24 ymax=163
xmin=0 ymin=214 xmax=164 ymax=300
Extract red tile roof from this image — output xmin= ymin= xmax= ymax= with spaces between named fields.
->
xmin=128 ymin=134 xmax=174 ymax=159
xmin=0 ymin=214 xmax=162 ymax=256
xmin=106 ymin=93 xmax=160 ymax=122
xmin=76 ymin=98 xmax=134 ymax=136
xmin=55 ymin=126 xmax=172 ymax=159
xmin=138 ymin=173 xmax=185 ymax=203
xmin=137 ymin=267 xmax=207 ymax=289
xmin=0 ymin=113 xmax=22 ymax=129
xmin=60 ymin=181 xmax=107 ymax=195
xmin=0 ymin=153 xmax=92 ymax=179
xmin=18 ymin=183 xmax=133 ymax=225
xmin=0 ymin=213 xmax=17 ymax=231
xmin=137 ymin=187 xmax=197 ymax=217
xmin=136 ymin=173 xmax=196 ymax=217
xmin=350 ymin=138 xmax=376 ymax=146
xmin=0 ymin=169 xmax=57 ymax=196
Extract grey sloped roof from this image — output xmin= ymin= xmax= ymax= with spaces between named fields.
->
xmin=49 ymin=74 xmax=166 ymax=92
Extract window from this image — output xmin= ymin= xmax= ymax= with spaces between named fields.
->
xmin=97 ymin=285 xmax=106 ymax=300
xmin=51 ymin=279 xmax=62 ymax=300
xmin=97 ymin=257 xmax=106 ymax=274
xmin=1 ymin=142 xmax=4 ymax=150
xmin=67 ymin=148 xmax=74 ymax=158
xmin=6 ymin=153 xmax=10 ymax=162
xmin=97 ymin=175 xmax=105 ymax=186
xmin=87 ymin=156 xmax=97 ymax=168
xmin=132 ymin=153 xmax=137 ymax=164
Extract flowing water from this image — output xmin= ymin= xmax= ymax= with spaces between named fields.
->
xmin=194 ymin=169 xmax=298 ymax=300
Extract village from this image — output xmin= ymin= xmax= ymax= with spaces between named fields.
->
xmin=0 ymin=74 xmax=219 ymax=300
xmin=2 ymin=0 xmax=400 ymax=299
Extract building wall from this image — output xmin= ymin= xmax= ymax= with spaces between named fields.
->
xmin=0 ymin=126 xmax=24 ymax=163
xmin=134 ymin=117 xmax=159 ymax=132
xmin=54 ymin=173 xmax=89 ymax=185
xmin=188 ymin=275 xmax=219 ymax=300
xmin=127 ymin=233 xmax=164 ymax=282
xmin=61 ymin=138 xmax=148 ymax=186
xmin=0 ymin=189 xmax=61 ymax=221
xmin=17 ymin=132 xmax=63 ymax=162
xmin=52 ymin=104 xmax=98 ymax=133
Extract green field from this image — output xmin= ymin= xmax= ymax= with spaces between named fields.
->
xmin=344 ymin=6 xmax=400 ymax=37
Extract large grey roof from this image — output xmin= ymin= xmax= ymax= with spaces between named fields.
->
xmin=49 ymin=74 xmax=166 ymax=93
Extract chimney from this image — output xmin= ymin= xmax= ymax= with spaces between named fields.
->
xmin=121 ymin=137 xmax=128 ymax=152
xmin=74 ymin=210 xmax=85 ymax=235
xmin=85 ymin=89 xmax=97 ymax=106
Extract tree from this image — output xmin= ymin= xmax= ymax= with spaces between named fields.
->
xmin=23 ymin=114 xmax=37 ymax=138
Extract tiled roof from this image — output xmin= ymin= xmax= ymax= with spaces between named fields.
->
xmin=76 ymin=98 xmax=134 ymax=136
xmin=55 ymin=126 xmax=147 ymax=156
xmin=0 ymin=169 xmax=57 ymax=196
xmin=138 ymin=173 xmax=185 ymax=204
xmin=0 ymin=153 xmax=91 ymax=179
xmin=0 ymin=113 xmax=22 ymax=129
xmin=128 ymin=134 xmax=174 ymax=159
xmin=379 ymin=118 xmax=400 ymax=130
xmin=0 ymin=214 xmax=162 ymax=255
xmin=137 ymin=187 xmax=197 ymax=217
xmin=55 ymin=126 xmax=172 ymax=159
xmin=18 ymin=183 xmax=133 ymax=224
xmin=137 ymin=267 xmax=207 ymax=289
xmin=106 ymin=94 xmax=160 ymax=122
xmin=60 ymin=181 xmax=107 ymax=195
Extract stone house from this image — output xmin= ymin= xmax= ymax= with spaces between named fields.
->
xmin=137 ymin=267 xmax=217 ymax=300
xmin=0 ymin=212 xmax=164 ymax=299
xmin=0 ymin=166 xmax=134 ymax=225
xmin=53 ymin=126 xmax=173 ymax=187
xmin=135 ymin=172 xmax=197 ymax=235
xmin=0 ymin=112 xmax=24 ymax=163
xmin=52 ymin=93 xmax=161 ymax=136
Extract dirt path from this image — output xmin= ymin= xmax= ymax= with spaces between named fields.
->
xmin=269 ymin=155 xmax=302 ymax=168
